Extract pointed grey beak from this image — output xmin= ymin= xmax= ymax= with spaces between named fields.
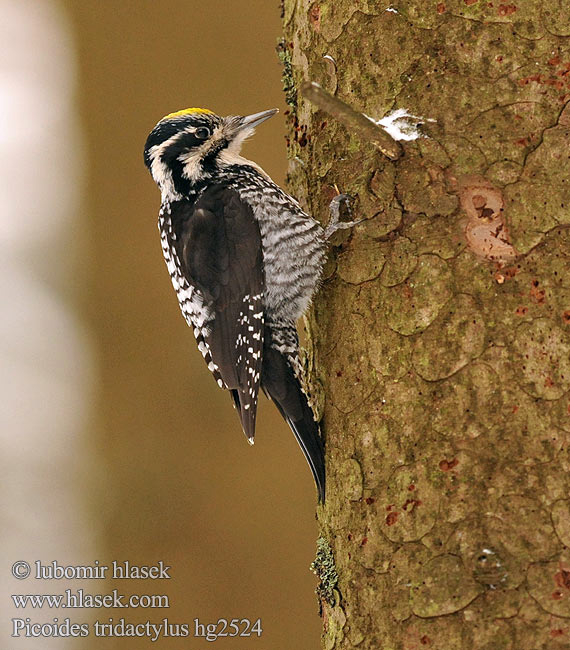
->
xmin=239 ymin=108 xmax=279 ymax=130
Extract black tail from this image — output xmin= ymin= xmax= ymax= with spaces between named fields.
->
xmin=261 ymin=345 xmax=325 ymax=502
xmin=229 ymin=388 xmax=257 ymax=445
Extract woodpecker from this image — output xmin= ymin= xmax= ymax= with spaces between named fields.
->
xmin=144 ymin=107 xmax=357 ymax=501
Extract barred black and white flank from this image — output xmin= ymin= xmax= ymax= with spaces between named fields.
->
xmin=144 ymin=107 xmax=328 ymax=500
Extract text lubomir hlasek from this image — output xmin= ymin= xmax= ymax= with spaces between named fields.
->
xmin=33 ymin=560 xmax=171 ymax=580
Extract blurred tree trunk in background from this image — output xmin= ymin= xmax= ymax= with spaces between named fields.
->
xmin=283 ymin=2 xmax=570 ymax=648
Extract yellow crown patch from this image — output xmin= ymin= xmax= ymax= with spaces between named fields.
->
xmin=162 ymin=107 xmax=214 ymax=120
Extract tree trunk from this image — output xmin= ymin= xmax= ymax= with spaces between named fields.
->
xmin=282 ymin=2 xmax=570 ymax=648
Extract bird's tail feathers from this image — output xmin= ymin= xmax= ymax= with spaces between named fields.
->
xmin=262 ymin=347 xmax=325 ymax=502
xmin=229 ymin=389 xmax=257 ymax=444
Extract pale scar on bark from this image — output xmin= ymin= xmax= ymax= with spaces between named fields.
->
xmin=454 ymin=175 xmax=518 ymax=263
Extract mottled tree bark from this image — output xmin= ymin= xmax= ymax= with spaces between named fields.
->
xmin=282 ymin=2 xmax=570 ymax=648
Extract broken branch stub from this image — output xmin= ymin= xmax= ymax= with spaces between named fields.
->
xmin=301 ymin=81 xmax=403 ymax=161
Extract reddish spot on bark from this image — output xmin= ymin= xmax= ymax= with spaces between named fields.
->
xmin=498 ymin=4 xmax=517 ymax=15
xmin=403 ymin=282 xmax=413 ymax=299
xmin=386 ymin=511 xmax=399 ymax=526
xmin=530 ymin=280 xmax=546 ymax=304
xmin=361 ymin=537 xmax=368 ymax=546
xmin=515 ymin=306 xmax=528 ymax=316
xmin=386 ymin=504 xmax=394 ymax=511
xmin=365 ymin=497 xmax=375 ymax=505
xmin=504 ymin=266 xmax=520 ymax=279
xmin=552 ymin=590 xmax=565 ymax=600
xmin=563 ymin=310 xmax=570 ymax=323
xmin=512 ymin=405 xmax=519 ymax=414
xmin=408 ymin=484 xmax=416 ymax=491
xmin=549 ymin=56 xmax=561 ymax=66
xmin=402 ymin=498 xmax=422 ymax=512
xmin=336 ymin=370 xmax=343 ymax=377
xmin=436 ymin=2 xmax=446 ymax=13
xmin=496 ymin=55 xmax=504 ymax=63
xmin=347 ymin=533 xmax=353 ymax=541
xmin=439 ymin=458 xmax=459 ymax=472
xmin=309 ymin=4 xmax=321 ymax=31
xmin=420 ymin=636 xmax=432 ymax=646
xmin=464 ymin=0 xmax=478 ymax=4
xmin=518 ymin=74 xmax=542 ymax=86
xmin=551 ymin=628 xmax=567 ymax=638
xmin=518 ymin=69 xmax=568 ymax=94
xmin=555 ymin=568 xmax=570 ymax=590
xmin=544 ymin=78 xmax=565 ymax=90
xmin=515 ymin=136 xmax=531 ymax=146
xmin=545 ymin=376 xmax=555 ymax=388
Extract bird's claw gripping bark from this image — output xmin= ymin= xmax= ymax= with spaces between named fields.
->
xmin=325 ymin=193 xmax=364 ymax=239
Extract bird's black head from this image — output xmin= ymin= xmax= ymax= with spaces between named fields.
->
xmin=144 ymin=107 xmax=278 ymax=201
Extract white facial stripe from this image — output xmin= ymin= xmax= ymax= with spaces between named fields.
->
xmin=149 ymin=131 xmax=185 ymax=161
xmin=178 ymin=149 xmax=204 ymax=182
xmin=150 ymin=157 xmax=178 ymax=202
xmin=148 ymin=127 xmax=207 ymax=196
xmin=178 ymin=125 xmax=225 ymax=182
xmin=149 ymin=135 xmax=188 ymax=201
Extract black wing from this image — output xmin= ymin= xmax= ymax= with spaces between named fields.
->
xmin=178 ymin=185 xmax=264 ymax=441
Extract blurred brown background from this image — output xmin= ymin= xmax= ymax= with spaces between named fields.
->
xmin=2 ymin=1 xmax=321 ymax=648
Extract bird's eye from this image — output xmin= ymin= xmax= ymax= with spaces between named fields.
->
xmin=195 ymin=127 xmax=211 ymax=139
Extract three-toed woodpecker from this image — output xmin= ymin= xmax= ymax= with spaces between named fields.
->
xmin=144 ymin=107 xmax=354 ymax=501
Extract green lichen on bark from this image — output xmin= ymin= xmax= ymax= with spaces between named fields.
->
xmin=311 ymin=536 xmax=340 ymax=607
xmin=276 ymin=38 xmax=297 ymax=111
xmin=284 ymin=0 xmax=570 ymax=648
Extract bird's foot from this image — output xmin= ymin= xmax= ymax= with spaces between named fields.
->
xmin=325 ymin=193 xmax=364 ymax=240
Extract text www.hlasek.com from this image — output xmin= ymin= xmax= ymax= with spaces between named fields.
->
xmin=12 ymin=589 xmax=168 ymax=609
